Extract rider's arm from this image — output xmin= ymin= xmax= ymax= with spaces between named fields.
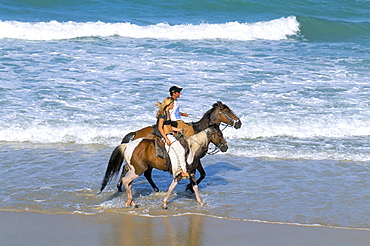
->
xmin=171 ymin=126 xmax=184 ymax=133
xmin=158 ymin=118 xmax=171 ymax=145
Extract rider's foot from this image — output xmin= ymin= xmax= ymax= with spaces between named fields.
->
xmin=181 ymin=171 xmax=190 ymax=180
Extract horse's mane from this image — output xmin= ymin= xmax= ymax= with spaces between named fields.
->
xmin=186 ymin=129 xmax=209 ymax=154
xmin=186 ymin=125 xmax=215 ymax=152
xmin=187 ymin=130 xmax=208 ymax=145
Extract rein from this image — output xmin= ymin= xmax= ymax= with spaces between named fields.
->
xmin=207 ymin=145 xmax=220 ymax=155
xmin=219 ymin=108 xmax=239 ymax=128
xmin=220 ymin=123 xmax=229 ymax=131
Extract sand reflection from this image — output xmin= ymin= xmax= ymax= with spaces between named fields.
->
xmin=103 ymin=213 xmax=204 ymax=245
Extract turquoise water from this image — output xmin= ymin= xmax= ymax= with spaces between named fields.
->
xmin=0 ymin=0 xmax=369 ymax=229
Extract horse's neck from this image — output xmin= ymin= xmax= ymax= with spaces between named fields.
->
xmin=187 ymin=131 xmax=209 ymax=153
xmin=191 ymin=109 xmax=216 ymax=133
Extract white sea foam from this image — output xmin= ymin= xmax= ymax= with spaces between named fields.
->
xmin=2 ymin=113 xmax=370 ymax=161
xmin=0 ymin=124 xmax=125 ymax=146
xmin=224 ymin=115 xmax=370 ymax=139
xmin=1 ymin=113 xmax=369 ymax=144
xmin=0 ymin=16 xmax=299 ymax=41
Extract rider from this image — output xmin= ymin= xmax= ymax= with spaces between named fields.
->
xmin=152 ymin=97 xmax=190 ymax=179
xmin=169 ymin=86 xmax=188 ymax=120
xmin=168 ymin=86 xmax=194 ymax=136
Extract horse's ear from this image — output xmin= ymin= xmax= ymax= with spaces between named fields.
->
xmin=213 ymin=101 xmax=223 ymax=109
xmin=217 ymin=101 xmax=224 ymax=108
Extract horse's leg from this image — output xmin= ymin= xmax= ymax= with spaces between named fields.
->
xmin=195 ymin=161 xmax=206 ymax=185
xmin=144 ymin=167 xmax=160 ymax=192
xmin=186 ymin=159 xmax=205 ymax=193
xmin=117 ymin=165 xmax=129 ymax=192
xmin=162 ymin=175 xmax=181 ymax=209
xmin=190 ymin=175 xmax=204 ymax=206
xmin=121 ymin=168 xmax=139 ymax=207
xmin=126 ymin=180 xmax=137 ymax=207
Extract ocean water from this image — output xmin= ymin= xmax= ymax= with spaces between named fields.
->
xmin=1 ymin=0 xmax=369 ymax=230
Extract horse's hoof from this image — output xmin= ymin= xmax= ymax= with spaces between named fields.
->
xmin=162 ymin=206 xmax=168 ymax=210
xmin=154 ymin=188 xmax=160 ymax=192
xmin=186 ymin=184 xmax=195 ymax=193
xmin=125 ymin=201 xmax=136 ymax=207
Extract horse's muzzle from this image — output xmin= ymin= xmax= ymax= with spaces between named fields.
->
xmin=234 ymin=120 xmax=242 ymax=129
xmin=220 ymin=145 xmax=228 ymax=152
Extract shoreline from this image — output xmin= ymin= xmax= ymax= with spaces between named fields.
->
xmin=1 ymin=211 xmax=369 ymax=246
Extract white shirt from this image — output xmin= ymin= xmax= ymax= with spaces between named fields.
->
xmin=169 ymin=100 xmax=181 ymax=121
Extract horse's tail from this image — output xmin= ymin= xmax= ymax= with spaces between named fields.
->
xmin=99 ymin=144 xmax=128 ymax=193
xmin=121 ymin=132 xmax=136 ymax=144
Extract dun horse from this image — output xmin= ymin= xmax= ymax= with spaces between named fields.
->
xmin=100 ymin=125 xmax=228 ymax=208
xmin=118 ymin=101 xmax=241 ymax=192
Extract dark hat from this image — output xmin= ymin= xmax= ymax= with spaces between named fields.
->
xmin=169 ymin=86 xmax=182 ymax=93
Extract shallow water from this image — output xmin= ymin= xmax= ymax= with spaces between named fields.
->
xmin=0 ymin=142 xmax=368 ymax=229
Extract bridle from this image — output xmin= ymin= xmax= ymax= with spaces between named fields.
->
xmin=205 ymin=128 xmax=227 ymax=155
xmin=219 ymin=107 xmax=240 ymax=129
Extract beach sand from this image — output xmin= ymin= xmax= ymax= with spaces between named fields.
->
xmin=1 ymin=211 xmax=369 ymax=246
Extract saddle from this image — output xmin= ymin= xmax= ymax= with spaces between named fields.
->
xmin=154 ymin=137 xmax=167 ymax=159
xmin=154 ymin=133 xmax=189 ymax=171
xmin=154 ymin=138 xmax=171 ymax=172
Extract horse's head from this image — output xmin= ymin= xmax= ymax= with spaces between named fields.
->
xmin=206 ymin=125 xmax=228 ymax=152
xmin=211 ymin=101 xmax=242 ymax=129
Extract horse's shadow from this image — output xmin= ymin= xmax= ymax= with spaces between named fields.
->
xmin=147 ymin=161 xmax=241 ymax=192
xmin=194 ymin=161 xmax=241 ymax=189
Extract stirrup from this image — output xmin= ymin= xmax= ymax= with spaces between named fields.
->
xmin=181 ymin=172 xmax=190 ymax=180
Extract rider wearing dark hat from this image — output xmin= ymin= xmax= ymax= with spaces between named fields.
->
xmin=169 ymin=86 xmax=187 ymax=119
xmin=169 ymin=86 xmax=194 ymax=136
xmin=169 ymin=85 xmax=182 ymax=94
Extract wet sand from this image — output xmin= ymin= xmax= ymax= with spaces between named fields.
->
xmin=1 ymin=211 xmax=369 ymax=246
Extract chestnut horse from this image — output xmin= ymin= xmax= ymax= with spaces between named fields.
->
xmin=100 ymin=125 xmax=228 ymax=208
xmin=118 ymin=101 xmax=241 ymax=192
